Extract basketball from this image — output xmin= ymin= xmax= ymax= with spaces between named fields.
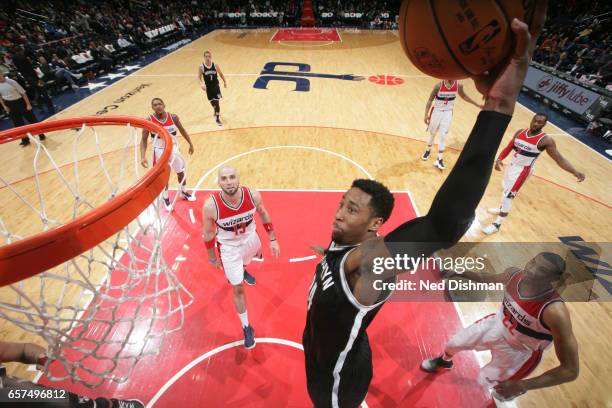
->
xmin=399 ymin=0 xmax=536 ymax=79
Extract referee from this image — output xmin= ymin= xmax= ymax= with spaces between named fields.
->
xmin=0 ymin=72 xmax=45 ymax=146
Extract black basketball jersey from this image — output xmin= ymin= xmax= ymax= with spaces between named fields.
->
xmin=303 ymin=242 xmax=392 ymax=373
xmin=202 ymin=62 xmax=219 ymax=88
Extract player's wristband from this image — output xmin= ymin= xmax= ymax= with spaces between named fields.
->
xmin=263 ymin=223 xmax=274 ymax=232
xmin=204 ymin=238 xmax=216 ymax=250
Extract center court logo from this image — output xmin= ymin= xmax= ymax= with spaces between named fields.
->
xmin=253 ymin=62 xmax=364 ymax=92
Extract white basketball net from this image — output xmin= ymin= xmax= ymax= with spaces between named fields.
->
xmin=0 ymin=124 xmax=193 ymax=388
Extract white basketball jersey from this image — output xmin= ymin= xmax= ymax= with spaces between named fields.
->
xmin=148 ymin=113 xmax=179 ymax=149
xmin=496 ymin=270 xmax=562 ymax=352
xmin=433 ymin=80 xmax=459 ymax=111
xmin=211 ymin=187 xmax=257 ymax=246
xmin=510 ymin=128 xmax=546 ymax=167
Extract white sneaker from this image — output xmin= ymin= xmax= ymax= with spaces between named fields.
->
xmin=482 ymin=223 xmax=500 ymax=235
xmin=487 ymin=207 xmax=501 ymax=215
xmin=434 ymin=159 xmax=445 ymax=170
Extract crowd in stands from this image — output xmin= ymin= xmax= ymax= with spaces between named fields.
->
xmin=315 ymin=0 xmax=400 ymax=28
xmin=0 ymin=0 xmax=210 ymax=115
xmin=532 ymin=0 xmax=611 ymax=88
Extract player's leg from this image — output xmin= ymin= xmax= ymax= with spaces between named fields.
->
xmin=152 ymin=147 xmax=173 ymax=211
xmin=336 ymin=337 xmax=374 ymax=408
xmin=241 ymin=232 xmax=261 ymax=286
xmin=220 ymin=243 xmax=256 ymax=348
xmin=434 ymin=110 xmax=452 ymax=170
xmin=421 ymin=313 xmax=498 ymax=372
xmin=422 ymin=108 xmax=440 ymax=160
xmin=484 ymin=164 xmax=533 ymax=234
xmin=211 ymin=99 xmax=221 ymax=126
xmin=172 ymin=152 xmax=195 ymax=202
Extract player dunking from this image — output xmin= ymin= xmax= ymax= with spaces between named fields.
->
xmin=202 ymin=166 xmax=280 ymax=349
xmin=198 ymin=50 xmax=227 ymax=126
xmin=482 ymin=113 xmax=585 ymax=235
xmin=302 ymin=4 xmax=547 ymax=407
xmin=422 ymin=79 xmax=482 ymax=170
xmin=140 ymin=97 xmax=196 ymax=211
xmin=421 ymin=252 xmax=579 ymax=401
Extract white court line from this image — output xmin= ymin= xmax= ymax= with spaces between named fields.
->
xmin=145 ymin=337 xmax=302 ymax=407
xmin=289 ymin=255 xmax=317 ymax=263
xmin=269 ymin=28 xmax=279 ymax=43
xmin=188 ymin=208 xmax=196 ymax=224
xmin=145 ymin=337 xmax=368 ymax=408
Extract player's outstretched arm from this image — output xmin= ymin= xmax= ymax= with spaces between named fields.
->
xmin=173 ymin=114 xmax=195 ymax=155
xmin=458 ymin=83 xmax=483 ymax=109
xmin=343 ymin=2 xmax=548 ymax=305
xmin=140 ymin=128 xmax=149 ymax=168
xmin=495 ymin=129 xmax=522 ymax=171
xmin=541 ymin=136 xmax=585 ymax=181
xmin=251 ymin=189 xmax=280 ymax=257
xmin=202 ymin=197 xmax=222 ymax=269
xmin=494 ymin=302 xmax=579 ymax=399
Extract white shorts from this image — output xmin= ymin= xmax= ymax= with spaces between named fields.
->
xmin=502 ymin=163 xmax=534 ymax=198
xmin=154 ymin=145 xmax=186 ymax=174
xmin=446 ymin=314 xmax=544 ymax=387
xmin=219 ymin=232 xmax=262 ymax=286
xmin=427 ymin=108 xmax=453 ymax=138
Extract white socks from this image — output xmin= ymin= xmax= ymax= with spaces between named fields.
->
xmin=238 ymin=311 xmax=249 ymax=328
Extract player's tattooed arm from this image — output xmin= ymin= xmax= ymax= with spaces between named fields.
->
xmin=424 ymin=83 xmax=440 ymax=124
xmin=202 ymin=197 xmax=221 ymax=268
xmin=173 ymin=114 xmax=194 ymax=155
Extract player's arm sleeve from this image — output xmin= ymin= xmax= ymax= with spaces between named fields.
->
xmin=384 ymin=111 xmax=512 ymax=256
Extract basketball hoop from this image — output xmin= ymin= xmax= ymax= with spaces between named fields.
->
xmin=0 ymin=116 xmax=194 ymax=387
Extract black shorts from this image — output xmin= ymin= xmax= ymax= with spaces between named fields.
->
xmin=206 ymin=85 xmax=222 ymax=101
xmin=305 ymin=342 xmax=373 ymax=408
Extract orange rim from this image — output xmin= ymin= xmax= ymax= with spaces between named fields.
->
xmin=0 ymin=116 xmax=172 ymax=286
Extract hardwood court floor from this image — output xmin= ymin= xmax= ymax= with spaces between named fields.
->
xmin=0 ymin=29 xmax=610 ymax=407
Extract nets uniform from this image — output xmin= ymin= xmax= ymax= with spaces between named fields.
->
xmin=202 ymin=62 xmax=221 ymax=102
xmin=446 ymin=270 xmax=561 ymax=388
xmin=303 ymin=243 xmax=393 ymax=408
